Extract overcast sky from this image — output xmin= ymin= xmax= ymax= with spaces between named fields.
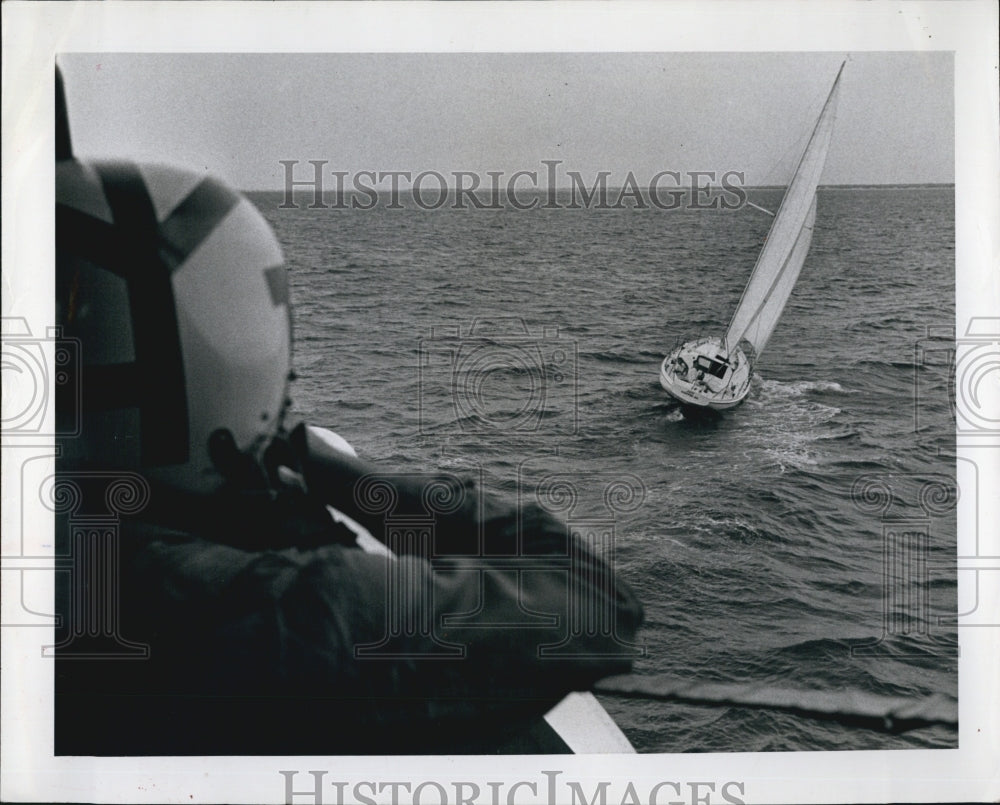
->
xmin=59 ymin=51 xmax=952 ymax=191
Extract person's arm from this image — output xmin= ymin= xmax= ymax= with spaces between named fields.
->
xmin=129 ymin=523 xmax=641 ymax=736
xmin=281 ymin=423 xmax=644 ymax=694
xmin=122 ymin=424 xmax=642 ymax=750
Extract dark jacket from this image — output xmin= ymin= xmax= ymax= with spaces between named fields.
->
xmin=54 ymin=428 xmax=643 ymax=755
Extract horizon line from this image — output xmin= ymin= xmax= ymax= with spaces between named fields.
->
xmin=243 ymin=181 xmax=956 ymax=193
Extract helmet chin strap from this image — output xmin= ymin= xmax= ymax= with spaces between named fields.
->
xmin=207 ymin=428 xmax=270 ymax=490
xmin=207 ymin=426 xmax=308 ymax=497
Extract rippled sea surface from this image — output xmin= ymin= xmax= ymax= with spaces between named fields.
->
xmin=252 ymin=185 xmax=956 ymax=752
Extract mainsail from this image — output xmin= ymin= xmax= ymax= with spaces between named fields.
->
xmin=724 ymin=62 xmax=844 ymax=358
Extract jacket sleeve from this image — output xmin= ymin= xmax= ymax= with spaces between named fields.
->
xmin=125 ymin=427 xmax=643 ymax=739
xmin=285 ymin=422 xmax=644 ymax=685
xmin=131 ymin=502 xmax=642 ymax=706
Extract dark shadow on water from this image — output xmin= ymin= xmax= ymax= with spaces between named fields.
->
xmin=678 ymin=404 xmax=724 ymax=426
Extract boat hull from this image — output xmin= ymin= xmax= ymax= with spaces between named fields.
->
xmin=660 ymin=337 xmax=752 ymax=412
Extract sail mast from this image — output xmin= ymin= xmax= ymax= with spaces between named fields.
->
xmin=723 ymin=61 xmax=845 ymax=358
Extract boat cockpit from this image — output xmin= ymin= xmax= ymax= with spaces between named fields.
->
xmin=693 ymin=354 xmax=731 ymax=380
xmin=660 ymin=336 xmax=752 ymax=406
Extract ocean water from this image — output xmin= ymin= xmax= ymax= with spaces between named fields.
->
xmin=251 ymin=185 xmax=957 ymax=753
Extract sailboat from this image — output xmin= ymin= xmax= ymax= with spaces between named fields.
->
xmin=660 ymin=63 xmax=845 ymax=414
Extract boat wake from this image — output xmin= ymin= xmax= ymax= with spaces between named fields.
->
xmin=661 ymin=407 xmax=686 ymax=423
xmin=741 ymin=381 xmax=845 ymax=471
xmin=756 ymin=377 xmax=852 ymax=397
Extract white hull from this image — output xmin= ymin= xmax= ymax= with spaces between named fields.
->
xmin=659 ymin=337 xmax=751 ymax=412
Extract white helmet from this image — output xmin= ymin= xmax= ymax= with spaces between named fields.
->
xmin=56 ymin=158 xmax=292 ymax=493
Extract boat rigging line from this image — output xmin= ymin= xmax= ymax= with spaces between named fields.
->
xmin=744 ymin=199 xmax=775 ymax=217
xmin=593 ymin=674 xmax=958 ymax=735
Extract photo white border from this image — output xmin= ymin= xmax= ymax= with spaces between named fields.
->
xmin=3 ymin=2 xmax=998 ymax=803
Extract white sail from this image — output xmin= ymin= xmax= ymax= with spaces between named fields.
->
xmin=724 ymin=63 xmax=844 ymax=357
xmin=739 ymin=198 xmax=816 ymax=355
